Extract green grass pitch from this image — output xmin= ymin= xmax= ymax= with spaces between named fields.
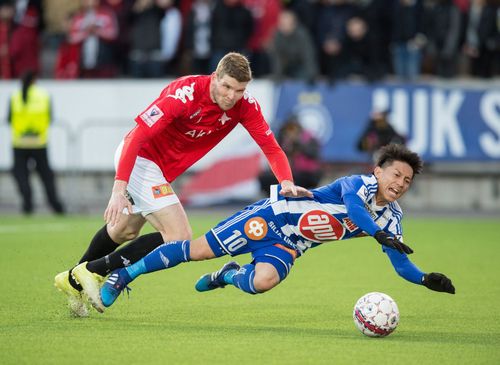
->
xmin=0 ymin=213 xmax=499 ymax=364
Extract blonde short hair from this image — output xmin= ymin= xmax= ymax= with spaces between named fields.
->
xmin=215 ymin=52 xmax=252 ymax=82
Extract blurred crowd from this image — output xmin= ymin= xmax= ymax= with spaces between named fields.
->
xmin=0 ymin=0 xmax=499 ymax=81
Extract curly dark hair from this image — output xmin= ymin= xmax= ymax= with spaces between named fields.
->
xmin=375 ymin=144 xmax=423 ymax=176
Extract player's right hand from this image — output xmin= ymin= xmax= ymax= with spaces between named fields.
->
xmin=374 ymin=230 xmax=414 ymax=255
xmin=279 ymin=180 xmax=313 ymax=198
xmin=104 ymin=181 xmax=132 ymax=226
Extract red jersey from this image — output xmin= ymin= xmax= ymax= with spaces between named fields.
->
xmin=116 ymin=74 xmax=292 ymax=183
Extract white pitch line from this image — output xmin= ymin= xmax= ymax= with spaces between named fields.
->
xmin=0 ymin=223 xmax=72 ymax=234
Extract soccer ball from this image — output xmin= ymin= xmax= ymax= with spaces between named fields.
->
xmin=353 ymin=292 xmax=400 ymax=337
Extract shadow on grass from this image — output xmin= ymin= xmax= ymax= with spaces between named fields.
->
xmin=91 ymin=316 xmax=500 ymax=346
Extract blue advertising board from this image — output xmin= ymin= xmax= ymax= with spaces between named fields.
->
xmin=273 ymin=81 xmax=500 ymax=162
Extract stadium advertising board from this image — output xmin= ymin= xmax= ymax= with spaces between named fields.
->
xmin=274 ymin=81 xmax=500 ymax=162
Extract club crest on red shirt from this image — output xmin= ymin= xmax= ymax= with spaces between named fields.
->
xmin=140 ymin=104 xmax=164 ymax=127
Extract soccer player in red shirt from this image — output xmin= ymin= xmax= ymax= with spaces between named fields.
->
xmin=55 ymin=52 xmax=312 ymax=316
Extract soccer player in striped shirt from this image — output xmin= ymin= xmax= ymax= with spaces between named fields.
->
xmin=99 ymin=144 xmax=455 ymax=309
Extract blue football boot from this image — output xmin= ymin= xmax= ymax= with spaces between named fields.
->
xmin=195 ymin=261 xmax=240 ymax=292
xmin=100 ymin=269 xmax=132 ymax=307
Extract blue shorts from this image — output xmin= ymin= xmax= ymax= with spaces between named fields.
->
xmin=205 ymin=199 xmax=298 ymax=281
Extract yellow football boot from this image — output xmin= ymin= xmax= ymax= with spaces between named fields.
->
xmin=54 ymin=270 xmax=89 ymax=317
xmin=71 ymin=262 xmax=106 ymax=313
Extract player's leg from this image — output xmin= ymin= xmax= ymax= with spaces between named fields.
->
xmin=194 ymin=199 xmax=295 ymax=293
xmin=71 ymin=214 xmax=146 ymax=311
xmin=65 ymin=213 xmax=146 ymax=288
xmin=145 ymin=201 xmax=193 ymax=241
xmin=82 ymin=202 xmax=192 ymax=278
xmin=92 ymin=154 xmax=193 ymax=274
xmin=197 ymin=245 xmax=296 ymax=294
xmin=236 ymin=245 xmax=296 ymax=293
xmin=75 ymin=138 xmax=149 ymax=272
xmin=57 ymin=213 xmax=146 ymax=313
xmin=64 ymin=155 xmax=183 ymax=311
xmin=81 ymin=157 xmax=193 ymax=278
xmin=54 ymin=224 xmax=122 ymax=316
xmin=100 ymin=235 xmax=217 ymax=307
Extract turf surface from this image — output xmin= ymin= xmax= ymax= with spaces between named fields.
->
xmin=0 ymin=214 xmax=499 ymax=364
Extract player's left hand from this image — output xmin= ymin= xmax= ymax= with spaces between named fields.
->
xmin=422 ymin=272 xmax=455 ymax=294
xmin=279 ymin=180 xmax=313 ymax=198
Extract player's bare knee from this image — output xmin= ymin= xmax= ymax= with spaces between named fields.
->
xmin=189 ymin=237 xmax=216 ymax=261
xmin=108 ymin=226 xmax=139 ymax=243
xmin=253 ymin=271 xmax=280 ymax=292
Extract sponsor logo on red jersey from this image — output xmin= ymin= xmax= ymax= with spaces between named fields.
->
xmin=140 ymin=104 xmax=164 ymax=127
xmin=243 ymin=91 xmax=258 ymax=111
xmin=166 ymin=82 xmax=195 ymax=103
xmin=298 ymin=210 xmax=345 ymax=242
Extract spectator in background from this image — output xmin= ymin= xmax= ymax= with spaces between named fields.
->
xmin=284 ymin=0 xmax=318 ymax=35
xmin=269 ymin=9 xmax=318 ymax=83
xmin=128 ymin=0 xmax=164 ymax=77
xmin=357 ymin=0 xmax=393 ymax=80
xmin=158 ymin=0 xmax=182 ymax=75
xmin=259 ymin=116 xmax=323 ymax=192
xmin=0 ymin=0 xmax=14 ymax=79
xmin=315 ymin=0 xmax=357 ymax=82
xmin=42 ymin=0 xmax=79 ymax=44
xmin=54 ymin=12 xmax=81 ymax=79
xmin=357 ymin=108 xmax=406 ymax=162
xmin=210 ymin=0 xmax=253 ymax=71
xmin=424 ymin=0 xmax=462 ymax=78
xmin=42 ymin=0 xmax=80 ymax=78
xmin=391 ymin=0 xmax=426 ymax=81
xmin=104 ymin=0 xmax=133 ymax=76
xmin=342 ymin=14 xmax=381 ymax=81
xmin=68 ymin=0 xmax=119 ymax=78
xmin=7 ymin=70 xmax=65 ymax=215
xmin=462 ymin=0 xmax=499 ymax=78
xmin=184 ymin=0 xmax=212 ymax=75
xmin=242 ymin=0 xmax=281 ymax=77
xmin=9 ymin=0 xmax=44 ymax=78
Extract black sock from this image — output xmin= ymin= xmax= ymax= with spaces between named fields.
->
xmin=68 ymin=225 xmax=119 ymax=290
xmin=79 ymin=224 xmax=119 ymax=264
xmin=86 ymin=232 xmax=164 ymax=276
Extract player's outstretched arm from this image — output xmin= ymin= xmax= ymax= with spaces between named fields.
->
xmin=384 ymin=248 xmax=455 ymax=294
xmin=422 ymin=272 xmax=455 ymax=294
xmin=342 ymin=193 xmax=413 ymax=254
xmin=384 ymin=246 xmax=424 ymax=284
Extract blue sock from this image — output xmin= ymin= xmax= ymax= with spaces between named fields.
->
xmin=231 ymin=264 xmax=258 ymax=295
xmin=222 ymin=270 xmax=238 ymax=284
xmin=125 ymin=240 xmax=190 ymax=281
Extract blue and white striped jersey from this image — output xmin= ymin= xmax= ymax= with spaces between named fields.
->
xmin=207 ymin=173 xmax=424 ymax=284
xmin=268 ymin=174 xmax=404 ymax=255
